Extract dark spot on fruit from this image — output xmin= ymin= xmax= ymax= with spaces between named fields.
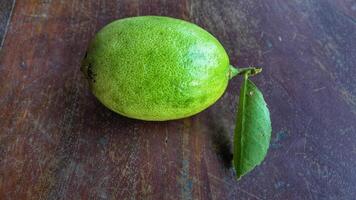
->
xmin=87 ymin=63 xmax=96 ymax=83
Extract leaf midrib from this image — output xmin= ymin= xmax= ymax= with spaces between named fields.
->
xmin=235 ymin=73 xmax=248 ymax=179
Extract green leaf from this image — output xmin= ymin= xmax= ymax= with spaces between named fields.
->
xmin=233 ymin=73 xmax=271 ymax=179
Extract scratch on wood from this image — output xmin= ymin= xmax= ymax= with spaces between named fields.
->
xmin=208 ymin=173 xmax=262 ymax=200
xmin=300 ymin=173 xmax=314 ymax=199
xmin=0 ymin=0 xmax=16 ymax=49
xmin=313 ymin=58 xmax=356 ymax=114
xmin=26 ymin=13 xmax=48 ymax=19
xmin=313 ymin=58 xmax=329 ymax=74
xmin=179 ymin=119 xmax=193 ymax=200
xmin=312 ymin=87 xmax=326 ymax=93
xmin=336 ymin=10 xmax=356 ymax=25
xmin=292 ymin=32 xmax=297 ymax=40
xmin=339 ymin=88 xmax=356 ymax=115
xmin=236 ymin=187 xmax=263 ymax=200
xmin=303 ymin=118 xmax=313 ymax=155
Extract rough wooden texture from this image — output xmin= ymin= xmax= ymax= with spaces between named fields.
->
xmin=1 ymin=0 xmax=356 ymax=199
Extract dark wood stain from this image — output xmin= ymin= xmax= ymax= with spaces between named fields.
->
xmin=0 ymin=0 xmax=356 ymax=199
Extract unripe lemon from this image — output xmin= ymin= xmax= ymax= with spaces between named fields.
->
xmin=82 ymin=16 xmax=237 ymax=121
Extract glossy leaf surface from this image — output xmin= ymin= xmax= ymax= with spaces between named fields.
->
xmin=233 ymin=74 xmax=271 ymax=179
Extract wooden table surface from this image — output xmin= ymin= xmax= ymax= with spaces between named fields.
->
xmin=1 ymin=0 xmax=355 ymax=199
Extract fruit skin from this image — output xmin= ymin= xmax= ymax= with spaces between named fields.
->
xmin=82 ymin=16 xmax=230 ymax=121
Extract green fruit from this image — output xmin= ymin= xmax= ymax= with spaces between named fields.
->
xmin=82 ymin=16 xmax=237 ymax=121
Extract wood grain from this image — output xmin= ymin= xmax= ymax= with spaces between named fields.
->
xmin=1 ymin=0 xmax=356 ymax=199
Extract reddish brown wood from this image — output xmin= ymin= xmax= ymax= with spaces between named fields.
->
xmin=1 ymin=0 xmax=356 ymax=199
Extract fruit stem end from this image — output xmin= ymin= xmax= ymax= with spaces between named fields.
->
xmin=229 ymin=65 xmax=262 ymax=79
xmin=229 ymin=65 xmax=239 ymax=79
